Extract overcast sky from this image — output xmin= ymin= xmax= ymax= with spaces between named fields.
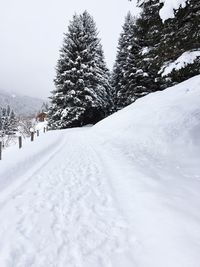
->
xmin=0 ymin=0 xmax=139 ymax=99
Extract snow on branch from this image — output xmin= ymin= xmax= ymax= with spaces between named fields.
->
xmin=159 ymin=50 xmax=200 ymax=77
xmin=159 ymin=0 xmax=188 ymax=22
xmin=137 ymin=0 xmax=188 ymax=22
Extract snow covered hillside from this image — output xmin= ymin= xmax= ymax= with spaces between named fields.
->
xmin=0 ymin=75 xmax=200 ymax=267
xmin=94 ymin=75 xmax=200 ymax=266
xmin=95 ymin=75 xmax=200 ymax=160
xmin=0 ymin=89 xmax=44 ymax=117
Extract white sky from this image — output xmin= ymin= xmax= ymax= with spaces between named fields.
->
xmin=0 ymin=0 xmax=139 ymax=99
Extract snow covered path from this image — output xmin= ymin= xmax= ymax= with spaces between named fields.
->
xmin=0 ymin=129 xmax=134 ymax=267
xmin=0 ymin=76 xmax=200 ymax=267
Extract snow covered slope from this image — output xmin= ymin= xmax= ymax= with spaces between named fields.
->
xmin=94 ymin=75 xmax=200 ymax=267
xmin=0 ymin=75 xmax=200 ymax=267
xmin=95 ymin=75 xmax=200 ymax=157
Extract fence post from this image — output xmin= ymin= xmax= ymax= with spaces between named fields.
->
xmin=0 ymin=141 xmax=2 ymax=160
xmin=19 ymin=136 xmax=22 ymax=149
xmin=37 ymin=130 xmax=39 ymax=137
xmin=31 ymin=132 xmax=34 ymax=142
xmin=43 ymin=127 xmax=46 ymax=133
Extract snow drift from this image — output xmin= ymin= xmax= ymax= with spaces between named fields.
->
xmin=95 ymin=75 xmax=200 ymax=161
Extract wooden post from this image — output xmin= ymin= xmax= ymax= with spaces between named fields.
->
xmin=31 ymin=132 xmax=34 ymax=142
xmin=19 ymin=136 xmax=22 ymax=149
xmin=37 ymin=130 xmax=39 ymax=137
xmin=43 ymin=127 xmax=46 ymax=133
xmin=0 ymin=141 xmax=2 ymax=160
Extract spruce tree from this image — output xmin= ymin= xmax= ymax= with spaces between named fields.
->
xmin=1 ymin=107 xmax=9 ymax=136
xmin=120 ymin=24 xmax=144 ymax=106
xmin=115 ymin=0 xmax=199 ymax=110
xmin=0 ymin=106 xmax=18 ymax=137
xmin=131 ymin=0 xmax=163 ymax=94
xmin=0 ymin=108 xmax=2 ymax=139
xmin=48 ymin=11 xmax=112 ymax=129
xmin=112 ymin=12 xmax=137 ymax=109
xmin=113 ymin=2 xmax=163 ymax=110
xmin=8 ymin=110 xmax=18 ymax=135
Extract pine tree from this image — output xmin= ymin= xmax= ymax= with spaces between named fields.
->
xmin=112 ymin=12 xmax=137 ymax=109
xmin=1 ymin=107 xmax=9 ymax=136
xmin=115 ymin=0 xmax=199 ymax=110
xmin=0 ymin=106 xmax=18 ymax=138
xmin=48 ymin=11 xmax=112 ymax=129
xmin=119 ymin=23 xmax=144 ymax=107
xmin=0 ymin=108 xmax=3 ymax=139
xmin=8 ymin=110 xmax=18 ymax=135
xmin=113 ymin=2 xmax=164 ymax=110
xmin=131 ymin=0 xmax=163 ymax=94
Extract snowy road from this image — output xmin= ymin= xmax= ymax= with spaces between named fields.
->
xmin=0 ymin=129 xmax=134 ymax=267
xmin=1 ymin=76 xmax=200 ymax=267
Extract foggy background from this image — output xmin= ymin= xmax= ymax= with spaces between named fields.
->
xmin=0 ymin=0 xmax=139 ymax=99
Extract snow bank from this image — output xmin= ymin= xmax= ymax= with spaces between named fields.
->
xmin=93 ymin=75 xmax=200 ymax=266
xmin=93 ymin=75 xmax=200 ymax=267
xmin=159 ymin=50 xmax=200 ymax=77
xmin=95 ymin=75 xmax=200 ymax=158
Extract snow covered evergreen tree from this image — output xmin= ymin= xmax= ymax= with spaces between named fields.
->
xmin=127 ymin=0 xmax=164 ymax=96
xmin=138 ymin=0 xmax=164 ymax=84
xmin=8 ymin=110 xmax=18 ymax=135
xmin=0 ymin=107 xmax=9 ymax=137
xmin=113 ymin=2 xmax=163 ymax=110
xmin=48 ymin=11 xmax=112 ymax=129
xmin=112 ymin=12 xmax=137 ymax=109
xmin=117 ymin=0 xmax=199 ymax=109
xmin=0 ymin=106 xmax=18 ymax=139
xmin=0 ymin=109 xmax=2 ymax=137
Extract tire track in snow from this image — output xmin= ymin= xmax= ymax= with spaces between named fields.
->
xmin=0 ymin=131 xmax=67 ymax=206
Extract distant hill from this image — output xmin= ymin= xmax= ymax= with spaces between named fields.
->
xmin=0 ymin=89 xmax=45 ymax=117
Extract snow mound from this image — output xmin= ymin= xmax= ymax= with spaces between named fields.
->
xmin=95 ymin=75 xmax=200 ymax=159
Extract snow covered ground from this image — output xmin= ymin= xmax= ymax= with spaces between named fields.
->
xmin=0 ymin=75 xmax=200 ymax=267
